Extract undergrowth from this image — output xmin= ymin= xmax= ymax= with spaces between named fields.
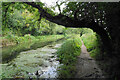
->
xmin=81 ymin=32 xmax=102 ymax=59
xmin=1 ymin=34 xmax=64 ymax=47
xmin=2 ymin=34 xmax=37 ymax=47
xmin=2 ymin=35 xmax=64 ymax=63
xmin=57 ymin=35 xmax=82 ymax=78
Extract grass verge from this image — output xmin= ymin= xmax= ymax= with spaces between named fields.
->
xmin=2 ymin=35 xmax=64 ymax=63
xmin=81 ymin=32 xmax=102 ymax=59
xmin=56 ymin=35 xmax=82 ymax=78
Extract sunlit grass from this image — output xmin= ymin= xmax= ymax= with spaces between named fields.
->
xmin=36 ymin=35 xmax=64 ymax=42
xmin=81 ymin=32 xmax=102 ymax=59
xmin=1 ymin=35 xmax=64 ymax=47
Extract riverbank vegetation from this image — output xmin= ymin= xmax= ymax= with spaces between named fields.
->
xmin=56 ymin=29 xmax=103 ymax=78
xmin=1 ymin=1 xmax=120 ymax=79
xmin=2 ymin=35 xmax=65 ymax=63
xmin=57 ymin=35 xmax=82 ymax=78
xmin=1 ymin=2 xmax=66 ymax=47
xmin=81 ymin=29 xmax=103 ymax=59
xmin=1 ymin=34 xmax=65 ymax=47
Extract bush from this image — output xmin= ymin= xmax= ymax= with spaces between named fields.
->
xmin=57 ymin=38 xmax=82 ymax=64
xmin=5 ymin=34 xmax=14 ymax=40
xmin=81 ymin=32 xmax=102 ymax=59
xmin=57 ymin=36 xmax=82 ymax=78
xmin=2 ymin=34 xmax=37 ymax=46
xmin=24 ymin=34 xmax=36 ymax=40
xmin=58 ymin=64 xmax=76 ymax=78
xmin=24 ymin=34 xmax=31 ymax=40
xmin=13 ymin=36 xmax=25 ymax=44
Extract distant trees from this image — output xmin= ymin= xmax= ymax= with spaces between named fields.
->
xmin=2 ymin=2 xmax=65 ymax=36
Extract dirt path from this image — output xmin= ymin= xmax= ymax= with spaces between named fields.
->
xmin=75 ymin=40 xmax=104 ymax=78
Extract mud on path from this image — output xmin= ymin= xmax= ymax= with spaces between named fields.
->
xmin=75 ymin=40 xmax=104 ymax=78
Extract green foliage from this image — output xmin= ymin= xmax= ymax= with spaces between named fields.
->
xmin=57 ymin=37 xmax=81 ymax=64
xmin=62 ymin=2 xmax=108 ymax=26
xmin=2 ymin=34 xmax=37 ymax=47
xmin=57 ymin=35 xmax=82 ymax=78
xmin=24 ymin=34 xmax=35 ymax=40
xmin=81 ymin=31 xmax=102 ymax=59
xmin=64 ymin=28 xmax=93 ymax=36
xmin=62 ymin=2 xmax=78 ymax=17
xmin=36 ymin=35 xmax=64 ymax=41
xmin=2 ymin=35 xmax=64 ymax=63
xmin=2 ymin=2 xmax=64 ymax=36
xmin=58 ymin=64 xmax=76 ymax=78
xmin=80 ymin=28 xmax=93 ymax=34
xmin=65 ymin=28 xmax=80 ymax=34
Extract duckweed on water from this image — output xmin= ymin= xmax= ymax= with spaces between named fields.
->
xmin=2 ymin=35 xmax=64 ymax=63
xmin=1 ymin=41 xmax=63 ymax=78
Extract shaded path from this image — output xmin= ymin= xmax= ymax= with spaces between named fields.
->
xmin=75 ymin=40 xmax=104 ymax=78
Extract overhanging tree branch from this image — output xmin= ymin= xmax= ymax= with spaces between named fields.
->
xmin=24 ymin=2 xmax=89 ymax=28
xmin=24 ymin=2 xmax=112 ymax=52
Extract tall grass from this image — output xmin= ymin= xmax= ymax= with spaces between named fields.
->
xmin=1 ymin=34 xmax=37 ymax=47
xmin=81 ymin=32 xmax=102 ymax=59
xmin=57 ymin=35 xmax=82 ymax=78
xmin=1 ymin=35 xmax=64 ymax=47
xmin=2 ymin=35 xmax=64 ymax=63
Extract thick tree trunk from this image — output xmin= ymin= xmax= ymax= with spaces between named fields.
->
xmin=89 ymin=20 xmax=113 ymax=53
xmin=103 ymin=4 xmax=120 ymax=78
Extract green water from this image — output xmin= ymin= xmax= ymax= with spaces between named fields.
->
xmin=2 ymin=42 xmax=34 ymax=63
xmin=2 ymin=38 xmax=65 ymax=63
xmin=1 ymin=39 xmax=64 ymax=79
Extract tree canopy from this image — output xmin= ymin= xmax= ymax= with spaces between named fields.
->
xmin=23 ymin=2 xmax=120 ymax=52
xmin=2 ymin=2 xmax=120 ymax=50
xmin=2 ymin=2 xmax=66 ymax=36
xmin=1 ymin=1 xmax=120 ymax=78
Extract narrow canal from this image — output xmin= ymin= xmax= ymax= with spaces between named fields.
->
xmin=1 ymin=39 xmax=65 ymax=78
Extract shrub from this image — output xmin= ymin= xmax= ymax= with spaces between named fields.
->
xmin=58 ymin=64 xmax=76 ymax=78
xmin=24 ymin=34 xmax=36 ymax=41
xmin=5 ymin=34 xmax=15 ymax=40
xmin=57 ymin=38 xmax=82 ymax=64
xmin=57 ymin=36 xmax=82 ymax=78
xmin=81 ymin=32 xmax=102 ymax=59
xmin=24 ymin=34 xmax=32 ymax=40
